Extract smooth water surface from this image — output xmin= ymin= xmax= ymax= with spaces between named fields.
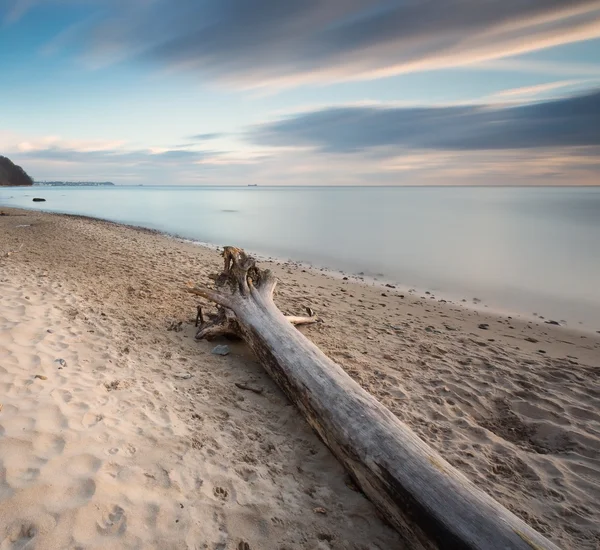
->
xmin=2 ymin=186 xmax=599 ymax=328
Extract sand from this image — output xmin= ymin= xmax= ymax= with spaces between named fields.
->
xmin=0 ymin=208 xmax=599 ymax=549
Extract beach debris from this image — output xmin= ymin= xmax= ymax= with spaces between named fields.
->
xmin=195 ymin=305 xmax=204 ymax=327
xmin=4 ymin=243 xmax=24 ymax=257
xmin=185 ymin=246 xmax=560 ymax=550
xmin=385 ymin=284 xmax=396 ymax=288
xmin=0 ymin=403 xmax=3 ymax=412
xmin=524 ymin=337 xmax=539 ymax=343
xmin=32 ymin=197 xmax=46 ymax=202
xmin=545 ymin=320 xmax=560 ymax=326
xmin=174 ymin=372 xmax=192 ymax=380
xmin=104 ymin=380 xmax=121 ymax=391
xmin=54 ymin=358 xmax=67 ymax=368
xmin=478 ymin=323 xmax=490 ymax=330
xmin=34 ymin=374 xmax=48 ymax=380
xmin=212 ymin=344 xmax=230 ymax=356
xmin=167 ymin=319 xmax=183 ymax=332
xmin=235 ymin=382 xmax=264 ymax=395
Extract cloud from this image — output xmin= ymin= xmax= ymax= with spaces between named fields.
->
xmin=188 ymin=133 xmax=223 ymax=141
xmin=488 ymin=80 xmax=584 ymax=99
xmin=36 ymin=0 xmax=600 ymax=88
xmin=250 ymin=89 xmax=600 ymax=153
xmin=15 ymin=145 xmax=216 ymax=165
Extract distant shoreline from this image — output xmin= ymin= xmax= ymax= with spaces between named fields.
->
xmin=34 ymin=181 xmax=115 ymax=187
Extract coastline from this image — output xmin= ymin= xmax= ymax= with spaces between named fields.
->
xmin=4 ymin=201 xmax=599 ymax=335
xmin=1 ymin=207 xmax=599 ymax=549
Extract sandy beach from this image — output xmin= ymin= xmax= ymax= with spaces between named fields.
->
xmin=1 ymin=207 xmax=599 ymax=549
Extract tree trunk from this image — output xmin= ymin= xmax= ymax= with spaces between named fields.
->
xmin=187 ymin=247 xmax=560 ymax=550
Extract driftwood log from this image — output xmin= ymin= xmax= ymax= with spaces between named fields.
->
xmin=187 ymin=247 xmax=560 ymax=550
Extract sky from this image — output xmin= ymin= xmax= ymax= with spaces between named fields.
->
xmin=1 ymin=0 xmax=600 ymax=186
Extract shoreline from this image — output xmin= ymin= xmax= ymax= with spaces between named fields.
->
xmin=1 ymin=207 xmax=599 ymax=548
xmin=4 ymin=203 xmax=598 ymax=335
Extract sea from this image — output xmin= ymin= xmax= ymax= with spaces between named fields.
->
xmin=1 ymin=185 xmax=599 ymax=330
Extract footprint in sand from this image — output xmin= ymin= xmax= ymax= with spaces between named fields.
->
xmin=213 ymin=486 xmax=228 ymax=499
xmin=82 ymin=412 xmax=104 ymax=428
xmin=97 ymin=505 xmax=127 ymax=536
xmin=3 ymin=522 xmax=37 ymax=546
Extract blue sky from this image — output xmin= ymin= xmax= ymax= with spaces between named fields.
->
xmin=1 ymin=0 xmax=599 ymax=185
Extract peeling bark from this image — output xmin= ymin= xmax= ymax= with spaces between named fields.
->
xmin=186 ymin=247 xmax=560 ymax=550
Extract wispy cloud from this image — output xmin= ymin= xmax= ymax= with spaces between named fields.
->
xmin=489 ymin=80 xmax=583 ymax=99
xmin=188 ymin=133 xmax=223 ymax=141
xmin=251 ymin=89 xmax=600 ymax=152
xmin=35 ymin=0 xmax=600 ymax=88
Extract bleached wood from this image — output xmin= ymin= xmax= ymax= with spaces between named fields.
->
xmin=187 ymin=247 xmax=560 ymax=550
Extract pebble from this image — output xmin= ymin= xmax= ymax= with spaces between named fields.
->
xmin=478 ymin=323 xmax=490 ymax=330
xmin=212 ymin=345 xmax=230 ymax=356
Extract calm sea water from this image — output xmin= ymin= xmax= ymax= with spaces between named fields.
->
xmin=2 ymin=185 xmax=599 ymax=329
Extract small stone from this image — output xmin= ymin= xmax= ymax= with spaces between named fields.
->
xmin=174 ymin=373 xmax=192 ymax=380
xmin=342 ymin=276 xmax=348 ymax=280
xmin=381 ymin=293 xmax=387 ymax=297
xmin=538 ymin=349 xmax=546 ymax=354
xmin=313 ymin=507 xmax=327 ymax=515
xmin=54 ymin=358 xmax=67 ymax=367
xmin=545 ymin=320 xmax=560 ymax=326
xmin=212 ymin=345 xmax=230 ymax=356
xmin=524 ymin=337 xmax=538 ymax=343
xmin=385 ymin=284 xmax=396 ymax=289
xmin=34 ymin=374 xmax=48 ymax=380
xmin=478 ymin=324 xmax=489 ymax=330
